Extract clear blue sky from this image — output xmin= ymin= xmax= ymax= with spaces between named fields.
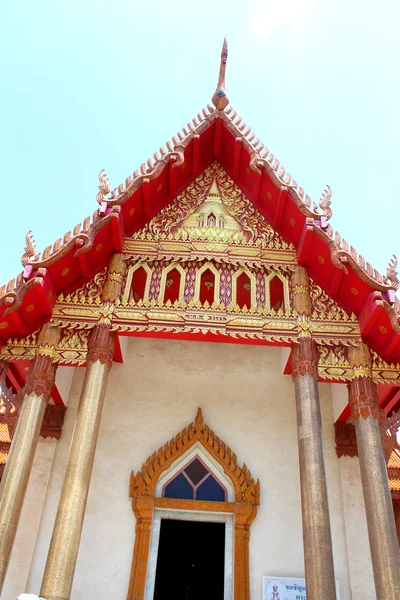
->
xmin=1 ymin=1 xmax=399 ymax=286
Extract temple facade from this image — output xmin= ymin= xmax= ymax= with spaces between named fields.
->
xmin=0 ymin=41 xmax=399 ymax=600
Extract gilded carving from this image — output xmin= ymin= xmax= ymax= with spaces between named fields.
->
xmin=133 ymin=161 xmax=288 ymax=248
xmin=72 ymin=267 xmax=108 ymax=301
xmin=348 ymin=343 xmax=372 ymax=373
xmin=102 ymin=254 xmax=127 ymax=304
xmin=291 ymin=266 xmax=311 ymax=316
xmin=309 ymin=279 xmax=353 ymax=322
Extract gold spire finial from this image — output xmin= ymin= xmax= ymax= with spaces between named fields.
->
xmin=212 ymin=37 xmax=229 ymax=111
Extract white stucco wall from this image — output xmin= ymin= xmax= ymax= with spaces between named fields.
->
xmin=339 ymin=456 xmax=374 ymax=599
xmin=6 ymin=337 xmax=376 ymax=599
xmin=25 ymin=367 xmax=83 ymax=594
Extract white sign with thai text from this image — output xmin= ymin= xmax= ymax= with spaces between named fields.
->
xmin=263 ymin=576 xmax=340 ymax=600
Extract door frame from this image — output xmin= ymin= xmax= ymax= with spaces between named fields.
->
xmin=145 ymin=508 xmax=233 ymax=600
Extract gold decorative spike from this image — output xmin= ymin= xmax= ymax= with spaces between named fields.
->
xmin=212 ymin=37 xmax=229 ymax=110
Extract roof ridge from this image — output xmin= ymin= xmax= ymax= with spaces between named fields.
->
xmin=0 ymin=96 xmax=398 ymax=346
xmin=222 ymin=106 xmax=397 ymax=292
xmin=5 ymin=100 xmax=397 ymax=296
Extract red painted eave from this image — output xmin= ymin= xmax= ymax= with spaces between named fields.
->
xmin=0 ymin=109 xmax=398 ymax=365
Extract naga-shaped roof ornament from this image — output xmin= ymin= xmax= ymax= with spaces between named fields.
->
xmin=212 ymin=37 xmax=229 ymax=111
xmin=313 ymin=185 xmax=333 ymax=222
xmin=386 ymin=255 xmax=399 ymax=290
xmin=96 ymin=169 xmax=111 ymax=205
xmin=21 ymin=230 xmax=39 ymax=267
xmin=382 ymin=407 xmax=400 ymax=461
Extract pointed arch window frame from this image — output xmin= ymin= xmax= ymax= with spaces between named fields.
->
xmin=265 ymin=270 xmax=290 ymax=314
xmin=127 ymin=408 xmax=260 ymax=600
xmin=230 ymin=267 xmax=257 ymax=309
xmin=194 ymin=262 xmax=221 ymax=306
xmin=122 ymin=262 xmax=153 ymax=305
xmin=158 ymin=262 xmax=186 ymax=304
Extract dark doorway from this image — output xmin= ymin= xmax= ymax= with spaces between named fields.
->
xmin=153 ymin=519 xmax=225 ymax=600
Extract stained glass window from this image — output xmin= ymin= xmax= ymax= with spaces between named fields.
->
xmin=163 ymin=457 xmax=226 ymax=501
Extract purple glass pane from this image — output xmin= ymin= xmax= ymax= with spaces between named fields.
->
xmin=184 ymin=458 xmax=208 ymax=485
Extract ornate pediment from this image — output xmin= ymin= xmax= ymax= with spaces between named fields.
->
xmin=127 ymin=161 xmax=293 ymax=256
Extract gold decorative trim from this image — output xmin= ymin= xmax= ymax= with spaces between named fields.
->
xmin=265 ymin=270 xmax=290 ymax=314
xmin=230 ymin=267 xmax=257 ymax=309
xmin=193 ymin=261 xmax=221 ymax=306
xmin=158 ymin=262 xmax=186 ymax=303
xmin=122 ymin=262 xmax=152 ymax=305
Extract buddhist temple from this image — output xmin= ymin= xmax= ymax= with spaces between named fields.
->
xmin=0 ymin=39 xmax=399 ymax=600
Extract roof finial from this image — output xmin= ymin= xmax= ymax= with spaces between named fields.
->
xmin=212 ymin=37 xmax=229 ymax=111
xmin=21 ymin=230 xmax=38 ymax=267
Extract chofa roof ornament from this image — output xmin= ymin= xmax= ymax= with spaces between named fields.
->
xmin=21 ymin=230 xmax=39 ymax=267
xmin=96 ymin=168 xmax=114 ymax=206
xmin=212 ymin=37 xmax=229 ymax=111
xmin=386 ymin=255 xmax=399 ymax=290
xmin=313 ymin=184 xmax=333 ymax=222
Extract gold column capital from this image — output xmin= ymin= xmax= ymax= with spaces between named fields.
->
xmin=24 ymin=323 xmax=61 ymax=402
xmin=86 ymin=253 xmax=126 ymax=368
xmin=347 ymin=342 xmax=385 ymax=423
xmin=86 ymin=324 xmax=115 ymax=369
xmin=291 ymin=338 xmax=319 ymax=380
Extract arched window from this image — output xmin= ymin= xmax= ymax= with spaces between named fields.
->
xmin=207 ymin=213 xmax=217 ymax=227
xmin=163 ymin=268 xmax=181 ymax=304
xmin=200 ymin=268 xmax=215 ymax=306
xmin=236 ymin=272 xmax=251 ymax=309
xmin=130 ymin=266 xmax=148 ymax=303
xmin=269 ymin=275 xmax=284 ymax=311
xmin=163 ymin=456 xmax=226 ymax=501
